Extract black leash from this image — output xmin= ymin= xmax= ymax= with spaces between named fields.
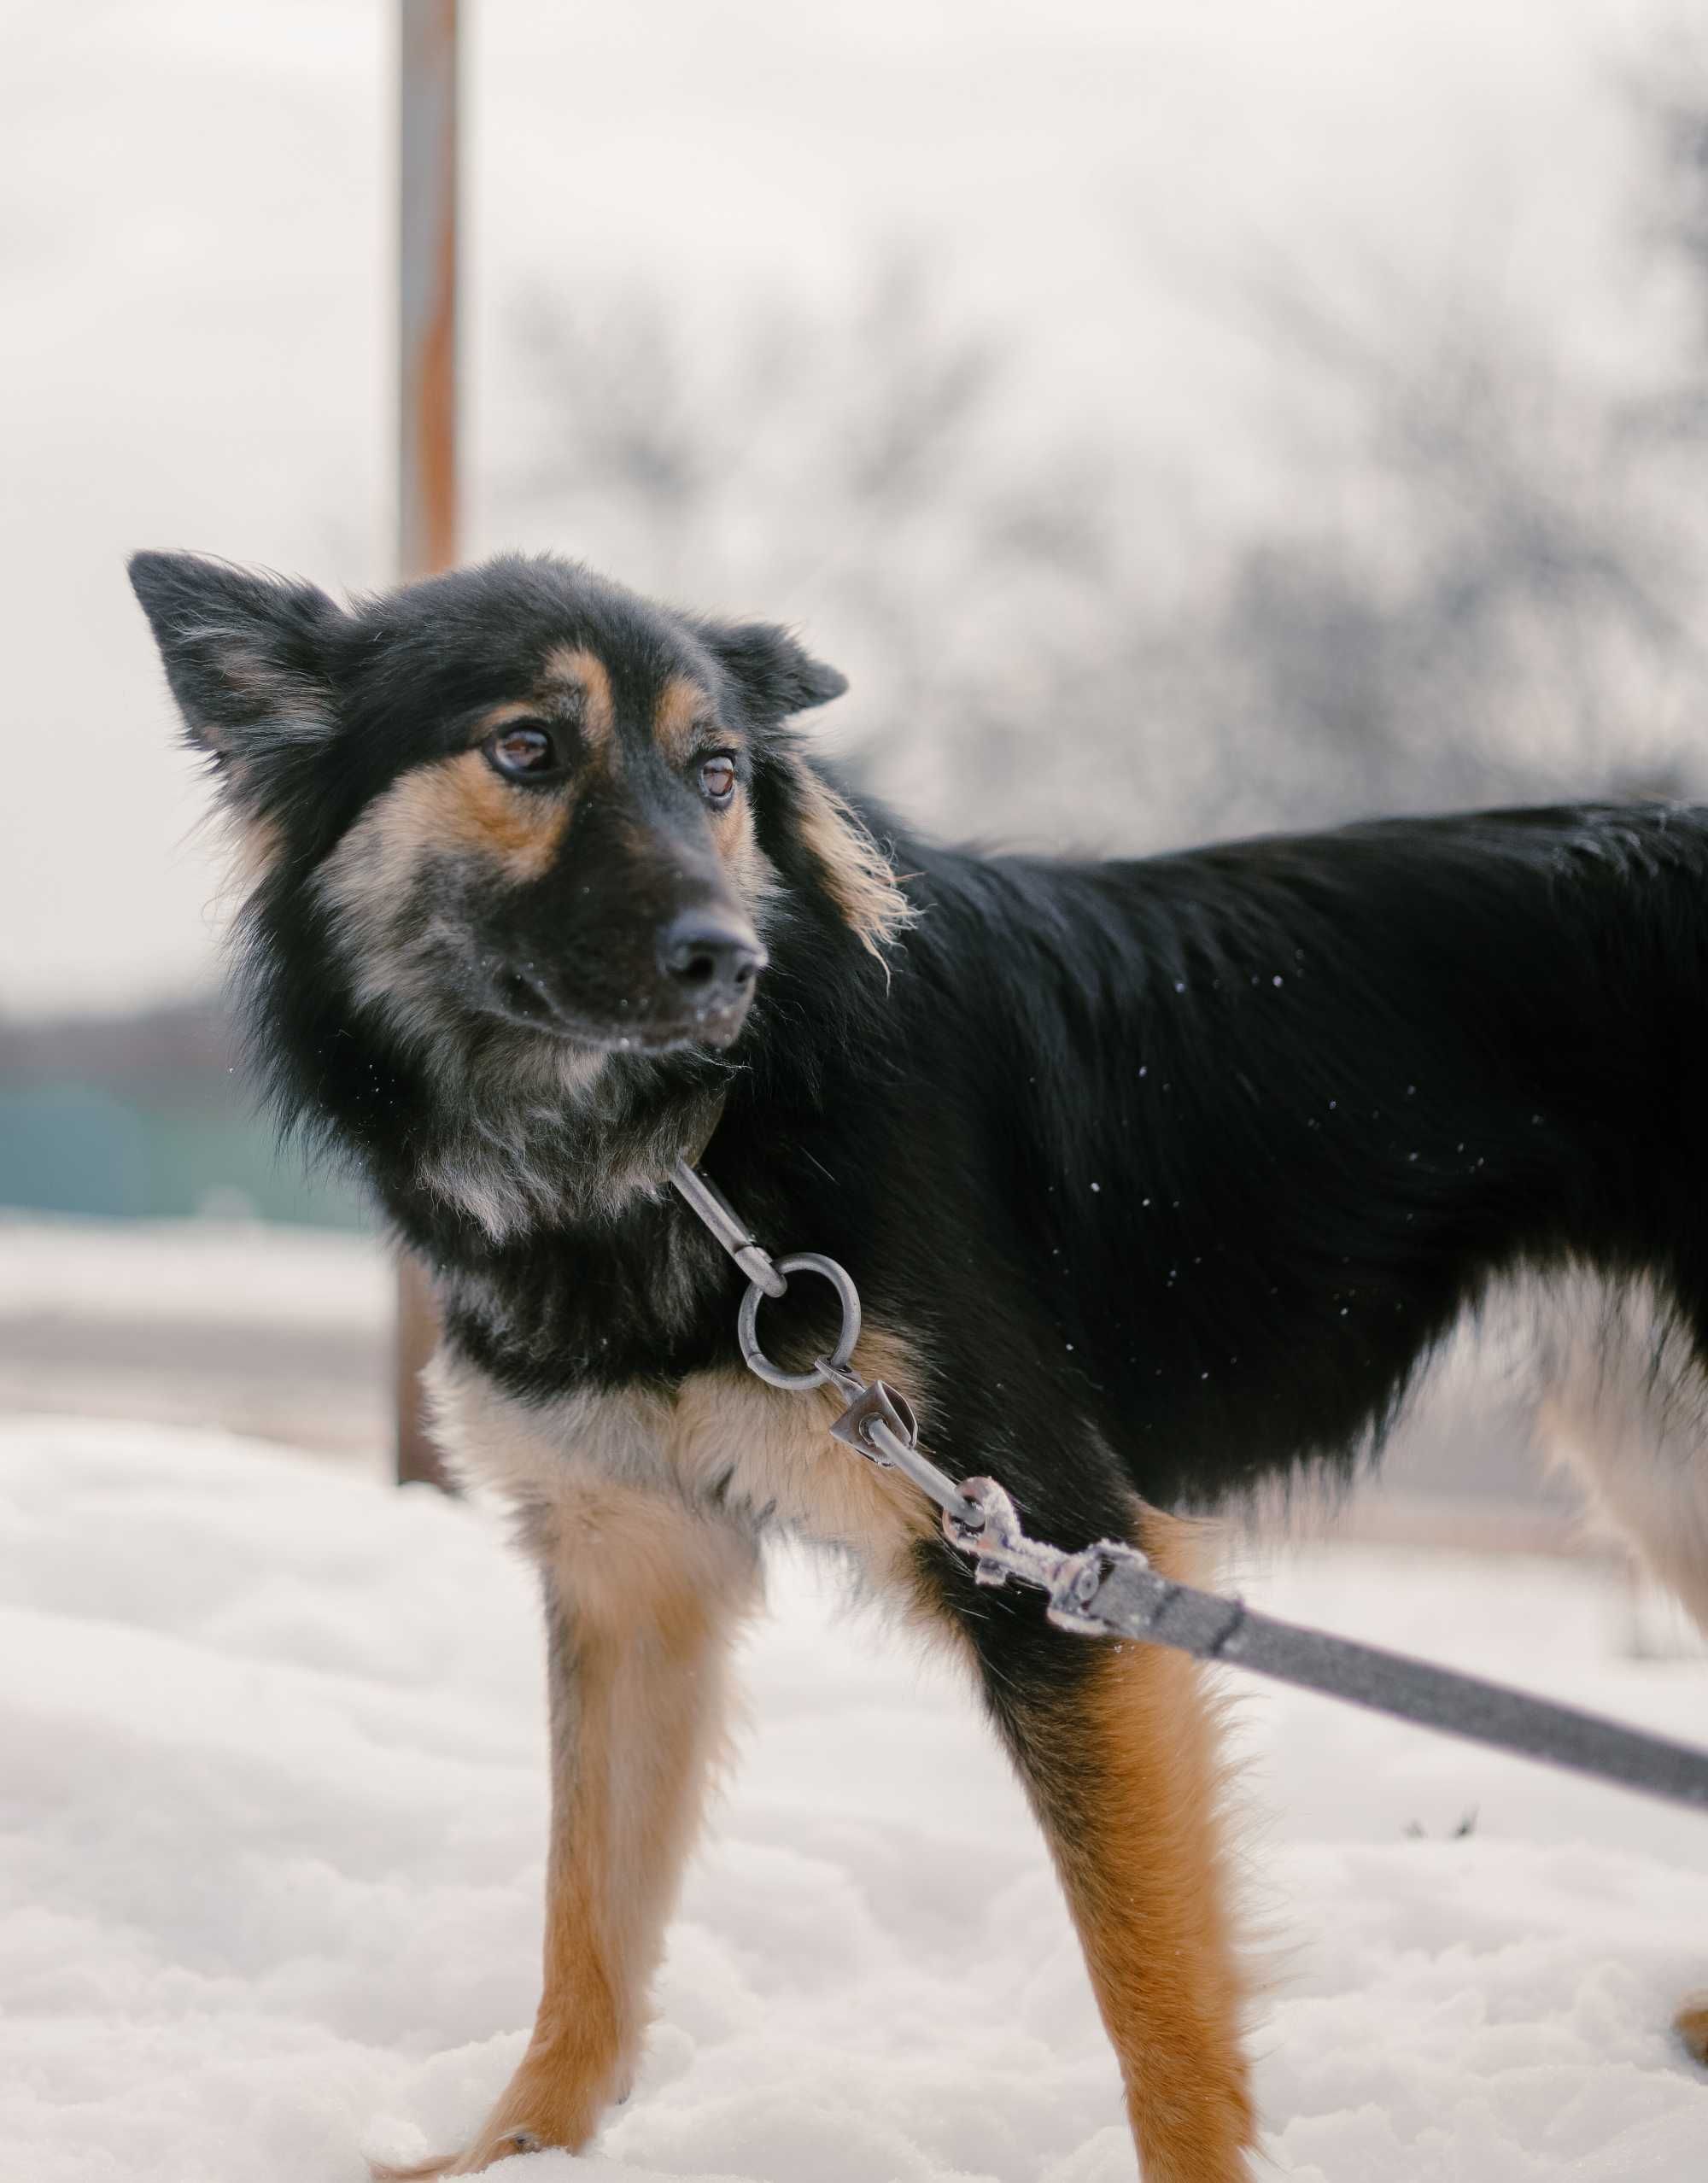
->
xmin=673 ymin=1158 xmax=1708 ymax=1816
xmin=949 ymin=1472 xmax=1708 ymax=1812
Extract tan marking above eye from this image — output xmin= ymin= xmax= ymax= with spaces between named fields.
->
xmin=653 ymin=675 xmax=722 ymax=766
xmin=541 ymin=646 xmax=615 ymax=749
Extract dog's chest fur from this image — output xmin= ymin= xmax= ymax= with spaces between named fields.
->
xmin=427 ymin=1328 xmax=936 ymax=1586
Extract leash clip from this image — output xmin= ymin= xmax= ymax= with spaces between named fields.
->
xmin=828 ymin=1378 xmax=918 ymax=1463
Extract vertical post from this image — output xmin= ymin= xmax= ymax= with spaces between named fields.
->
xmin=399 ymin=0 xmax=459 ymax=582
xmin=395 ymin=0 xmax=459 ymax=1488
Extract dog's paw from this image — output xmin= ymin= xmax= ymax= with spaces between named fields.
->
xmin=373 ymin=2034 xmax=627 ymax=2176
xmin=446 ymin=2130 xmax=548 ymax=2174
xmin=1676 ymin=1992 xmax=1708 ymax=2068
xmin=370 ymin=2131 xmax=547 ymax=2180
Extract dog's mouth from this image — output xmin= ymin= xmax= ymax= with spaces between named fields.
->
xmin=485 ymin=965 xmax=755 ymax=1055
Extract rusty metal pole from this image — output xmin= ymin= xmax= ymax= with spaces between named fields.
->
xmin=394 ymin=0 xmax=459 ymax=1487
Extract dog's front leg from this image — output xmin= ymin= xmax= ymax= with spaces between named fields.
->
xmin=386 ymin=1483 xmax=760 ymax=2179
xmin=965 ymin=1508 xmax=1255 ymax=2183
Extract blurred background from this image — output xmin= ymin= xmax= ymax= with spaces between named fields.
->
xmin=4 ymin=0 xmax=1708 ymax=1590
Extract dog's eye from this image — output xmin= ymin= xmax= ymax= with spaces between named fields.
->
xmin=485 ymin=725 xmax=560 ymax=781
xmin=698 ymin=753 xmax=738 ymax=809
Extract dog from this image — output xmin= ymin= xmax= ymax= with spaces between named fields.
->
xmin=131 ymin=546 xmax=1708 ymax=2180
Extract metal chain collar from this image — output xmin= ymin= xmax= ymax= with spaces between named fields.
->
xmin=670 ymin=1160 xmax=997 ymax=1536
xmin=670 ymin=1157 xmax=1708 ymax=1816
xmin=672 ymin=1158 xmax=1243 ymax=1640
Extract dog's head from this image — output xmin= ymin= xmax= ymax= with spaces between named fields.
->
xmin=131 ymin=553 xmax=899 ymax=1096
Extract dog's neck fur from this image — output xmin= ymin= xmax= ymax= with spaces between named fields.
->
xmin=401 ymin=1035 xmax=730 ymax=1247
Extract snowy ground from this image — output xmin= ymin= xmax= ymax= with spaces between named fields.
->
xmin=3 ymin=1415 xmax=1707 ymax=2183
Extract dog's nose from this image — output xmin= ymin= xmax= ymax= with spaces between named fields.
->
xmin=658 ymin=913 xmax=767 ymax=1008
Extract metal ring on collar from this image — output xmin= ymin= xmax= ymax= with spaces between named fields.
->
xmin=737 ymin=1251 xmax=863 ymax=1391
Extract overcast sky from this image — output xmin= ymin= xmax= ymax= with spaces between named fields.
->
xmin=0 ymin=0 xmax=1669 ymax=1015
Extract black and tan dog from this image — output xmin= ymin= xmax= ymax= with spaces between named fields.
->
xmin=132 ymin=547 xmax=1708 ymax=2180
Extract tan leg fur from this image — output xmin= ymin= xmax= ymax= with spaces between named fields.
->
xmin=999 ymin=1512 xmax=1255 ymax=2183
xmin=376 ymin=1471 xmax=758 ymax=2178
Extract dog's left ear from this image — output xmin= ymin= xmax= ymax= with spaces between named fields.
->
xmin=128 ymin=550 xmax=347 ymax=809
xmin=695 ymin=617 xmax=848 ymax=721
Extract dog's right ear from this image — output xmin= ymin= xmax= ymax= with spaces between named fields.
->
xmin=128 ymin=551 xmax=346 ymax=808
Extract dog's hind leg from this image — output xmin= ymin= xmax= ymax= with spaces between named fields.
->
xmin=960 ymin=1507 xmax=1255 ymax=2183
xmin=377 ymin=1467 xmax=760 ymax=2180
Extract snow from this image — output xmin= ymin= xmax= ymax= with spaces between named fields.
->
xmin=3 ymin=1413 xmax=1708 ymax=2182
